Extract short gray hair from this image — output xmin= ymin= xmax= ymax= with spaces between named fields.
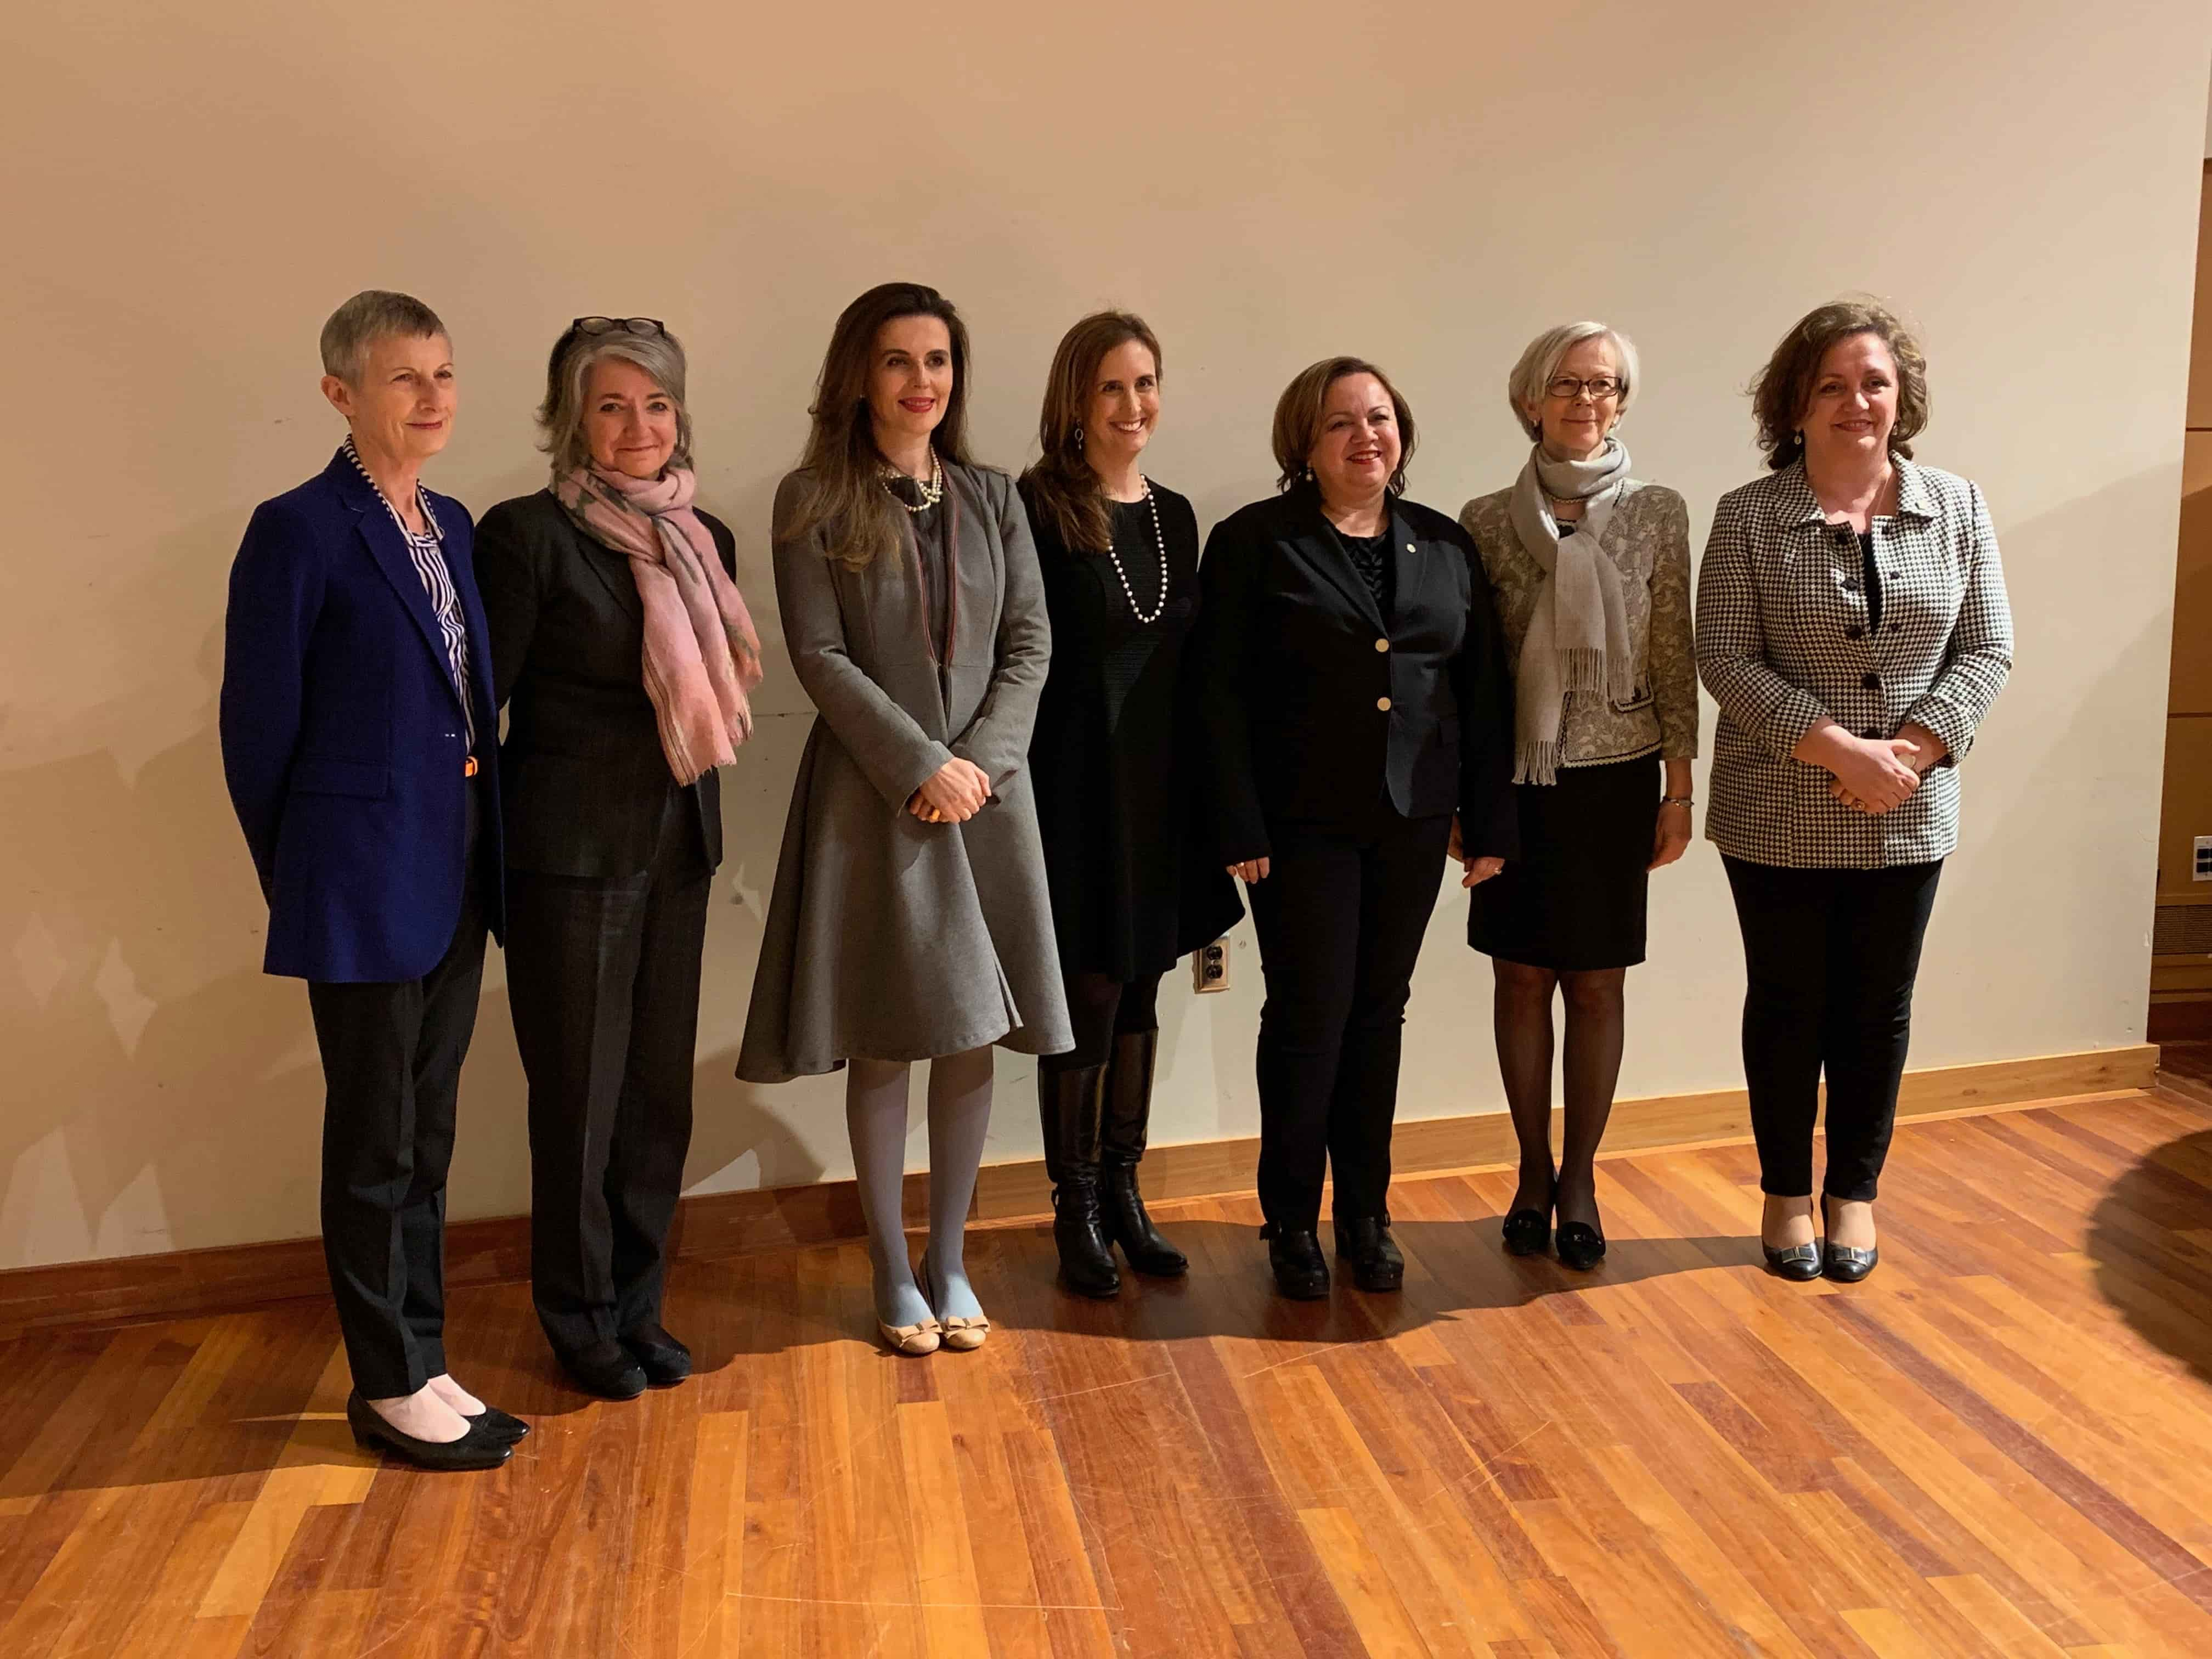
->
xmin=538 ymin=328 xmax=693 ymax=478
xmin=320 ymin=290 xmax=448 ymax=384
xmin=1505 ymin=321 xmax=1641 ymax=441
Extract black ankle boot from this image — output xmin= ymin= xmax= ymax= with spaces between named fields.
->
xmin=1100 ymin=1030 xmax=1187 ymax=1277
xmin=1261 ymin=1224 xmax=1330 ymax=1299
xmin=1333 ymin=1215 xmax=1404 ymax=1292
xmin=1039 ymin=1063 xmax=1120 ymax=1298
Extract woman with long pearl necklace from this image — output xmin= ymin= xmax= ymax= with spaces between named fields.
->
xmin=1019 ymin=312 xmax=1241 ymax=1299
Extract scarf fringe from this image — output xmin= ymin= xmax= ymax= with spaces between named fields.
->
xmin=1514 ymin=739 xmax=1564 ymax=788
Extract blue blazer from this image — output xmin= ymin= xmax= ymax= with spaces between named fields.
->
xmin=220 ymin=447 xmax=505 ymax=982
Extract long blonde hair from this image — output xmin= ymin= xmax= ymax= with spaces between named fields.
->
xmin=786 ymin=282 xmax=975 ymax=568
xmin=1019 ymin=312 xmax=1162 ymax=555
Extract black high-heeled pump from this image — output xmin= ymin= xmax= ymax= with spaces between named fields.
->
xmin=1761 ymin=1198 xmax=1821 ymax=1282
xmin=346 ymin=1390 xmax=511 ymax=1471
xmin=1555 ymin=1220 xmax=1606 ymax=1272
xmin=1820 ymin=1195 xmax=1878 ymax=1284
xmin=1501 ymin=1204 xmax=1551 ymax=1258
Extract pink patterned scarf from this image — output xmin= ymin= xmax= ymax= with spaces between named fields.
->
xmin=554 ymin=465 xmax=763 ymax=785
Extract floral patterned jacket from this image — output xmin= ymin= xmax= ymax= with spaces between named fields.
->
xmin=1459 ymin=479 xmax=1699 ymax=770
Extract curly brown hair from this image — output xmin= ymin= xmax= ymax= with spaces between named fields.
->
xmin=1750 ymin=299 xmax=1929 ymax=471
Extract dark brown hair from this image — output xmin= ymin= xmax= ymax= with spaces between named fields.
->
xmin=1019 ymin=311 xmax=1163 ymax=554
xmin=1271 ymin=357 xmax=1418 ymax=495
xmin=787 ymin=282 xmax=975 ymax=567
xmin=1750 ymin=298 xmax=1929 ymax=470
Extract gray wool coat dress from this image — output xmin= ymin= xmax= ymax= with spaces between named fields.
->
xmin=736 ymin=461 xmax=1074 ymax=1081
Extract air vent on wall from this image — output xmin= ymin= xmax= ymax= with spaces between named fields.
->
xmin=2153 ymin=902 xmax=2212 ymax=957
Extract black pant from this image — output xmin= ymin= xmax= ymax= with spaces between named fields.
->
xmin=306 ymin=783 xmax=489 ymax=1399
xmin=1039 ymin=969 xmax=1163 ymax=1073
xmin=507 ymin=794 xmax=712 ymax=1353
xmin=1722 ymin=856 xmax=1943 ymax=1203
xmin=1246 ymin=806 xmax=1453 ymax=1232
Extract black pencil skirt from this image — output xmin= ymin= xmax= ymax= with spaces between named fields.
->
xmin=1467 ymin=753 xmax=1659 ymax=973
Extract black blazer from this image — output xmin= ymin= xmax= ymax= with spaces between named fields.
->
xmin=1195 ymin=484 xmax=1516 ymax=864
xmin=475 ymin=488 xmax=737 ymax=879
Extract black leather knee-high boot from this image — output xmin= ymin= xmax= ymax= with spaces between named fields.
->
xmin=1039 ymin=1063 xmax=1119 ymax=1297
xmin=1099 ymin=1030 xmax=1187 ymax=1277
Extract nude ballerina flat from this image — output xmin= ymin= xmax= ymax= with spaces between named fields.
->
xmin=877 ymin=1316 xmax=943 ymax=1357
xmin=935 ymin=1313 xmax=989 ymax=1353
xmin=917 ymin=1248 xmax=990 ymax=1351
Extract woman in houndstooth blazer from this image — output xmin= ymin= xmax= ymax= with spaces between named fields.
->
xmin=1695 ymin=299 xmax=2012 ymax=1286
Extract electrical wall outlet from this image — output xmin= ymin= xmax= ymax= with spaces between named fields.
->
xmin=2196 ymin=836 xmax=2212 ymax=881
xmin=1192 ymin=939 xmax=1231 ymax=994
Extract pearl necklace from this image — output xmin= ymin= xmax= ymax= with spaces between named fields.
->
xmin=880 ymin=449 xmax=944 ymax=512
xmin=1106 ymin=479 xmax=1169 ymax=626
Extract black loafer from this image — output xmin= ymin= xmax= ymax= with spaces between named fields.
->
xmin=1501 ymin=1207 xmax=1551 ymax=1258
xmin=465 ymin=1403 xmax=531 ymax=1443
xmin=554 ymin=1339 xmax=648 ymax=1400
xmin=1555 ymin=1221 xmax=1607 ymax=1272
xmin=620 ymin=1322 xmax=693 ymax=1387
xmin=1261 ymin=1225 xmax=1330 ymax=1300
xmin=1762 ymin=1241 xmax=1822 ymax=1282
xmin=1332 ymin=1216 xmax=1404 ymax=1292
xmin=346 ymin=1390 xmax=511 ymax=1471
xmin=1822 ymin=1242 xmax=1878 ymax=1284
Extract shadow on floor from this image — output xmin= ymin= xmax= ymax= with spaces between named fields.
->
xmin=0 ymin=1209 xmax=1758 ymax=1498
xmin=2086 ymin=1126 xmax=2212 ymax=1387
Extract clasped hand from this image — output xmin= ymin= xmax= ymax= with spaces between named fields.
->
xmin=1828 ymin=735 xmax=1922 ymax=815
xmin=907 ymin=758 xmax=992 ymax=825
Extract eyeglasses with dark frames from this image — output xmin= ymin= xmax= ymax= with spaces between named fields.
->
xmin=1544 ymin=375 xmax=1623 ymax=402
xmin=569 ymin=316 xmax=666 ymax=337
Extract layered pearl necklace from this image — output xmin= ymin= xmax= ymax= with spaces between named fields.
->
xmin=879 ymin=448 xmax=945 ymax=512
xmin=1107 ymin=478 xmax=1169 ymax=626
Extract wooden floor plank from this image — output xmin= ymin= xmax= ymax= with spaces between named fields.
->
xmin=1 ymin=1088 xmax=2209 ymax=1657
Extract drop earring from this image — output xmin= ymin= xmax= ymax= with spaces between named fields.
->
xmin=1073 ymin=423 xmax=1084 ymax=449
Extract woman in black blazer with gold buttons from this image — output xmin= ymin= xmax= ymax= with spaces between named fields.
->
xmin=1197 ymin=356 xmax=1516 ymax=1299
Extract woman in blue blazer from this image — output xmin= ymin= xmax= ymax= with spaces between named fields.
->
xmin=219 ymin=290 xmax=518 ymax=1470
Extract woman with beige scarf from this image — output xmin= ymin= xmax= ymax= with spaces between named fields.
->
xmin=1458 ymin=322 xmax=1697 ymax=1271
xmin=477 ymin=317 xmax=762 ymax=1399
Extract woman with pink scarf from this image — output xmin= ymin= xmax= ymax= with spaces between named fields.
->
xmin=477 ymin=318 xmax=762 ymax=1400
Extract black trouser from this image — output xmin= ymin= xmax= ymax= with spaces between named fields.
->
xmin=1722 ymin=855 xmax=1944 ymax=1203
xmin=1038 ymin=970 xmax=1163 ymax=1073
xmin=1246 ymin=805 xmax=1454 ymax=1232
xmin=306 ymin=783 xmax=489 ymax=1400
xmin=507 ymin=795 xmax=711 ymax=1353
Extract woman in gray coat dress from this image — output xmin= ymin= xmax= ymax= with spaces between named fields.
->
xmin=738 ymin=282 xmax=1071 ymax=1356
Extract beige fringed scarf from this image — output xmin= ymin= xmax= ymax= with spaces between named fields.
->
xmin=1506 ymin=437 xmax=1637 ymax=784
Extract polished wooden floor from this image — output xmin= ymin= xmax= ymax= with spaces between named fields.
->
xmin=5 ymin=1087 xmax=2212 ymax=1658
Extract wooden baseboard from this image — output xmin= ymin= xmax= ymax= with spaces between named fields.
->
xmin=0 ymin=1043 xmax=2160 ymax=1339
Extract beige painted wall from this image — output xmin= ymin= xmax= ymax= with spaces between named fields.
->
xmin=4 ymin=2 xmax=2209 ymax=1268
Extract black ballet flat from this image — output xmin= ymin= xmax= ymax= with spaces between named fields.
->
xmin=1762 ymin=1241 xmax=1822 ymax=1282
xmin=465 ymin=1403 xmax=531 ymax=1444
xmin=620 ymin=1321 xmax=693 ymax=1387
xmin=1332 ymin=1215 xmax=1404 ymax=1293
xmin=1261 ymin=1224 xmax=1330 ymax=1300
xmin=1501 ymin=1207 xmax=1551 ymax=1258
xmin=553 ymin=1339 xmax=648 ymax=1400
xmin=346 ymin=1390 xmax=511 ymax=1471
xmin=1555 ymin=1221 xmax=1607 ymax=1272
xmin=1821 ymin=1242 xmax=1879 ymax=1284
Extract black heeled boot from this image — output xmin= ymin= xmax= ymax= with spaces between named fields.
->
xmin=1100 ymin=1029 xmax=1187 ymax=1277
xmin=1039 ymin=1063 xmax=1121 ymax=1298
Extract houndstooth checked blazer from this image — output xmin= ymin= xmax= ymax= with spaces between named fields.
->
xmin=1695 ymin=457 xmax=2013 ymax=869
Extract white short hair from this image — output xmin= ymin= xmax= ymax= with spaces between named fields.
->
xmin=1505 ymin=321 xmax=1640 ymax=441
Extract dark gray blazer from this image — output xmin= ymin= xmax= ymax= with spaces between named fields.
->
xmin=475 ymin=489 xmax=737 ymax=878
